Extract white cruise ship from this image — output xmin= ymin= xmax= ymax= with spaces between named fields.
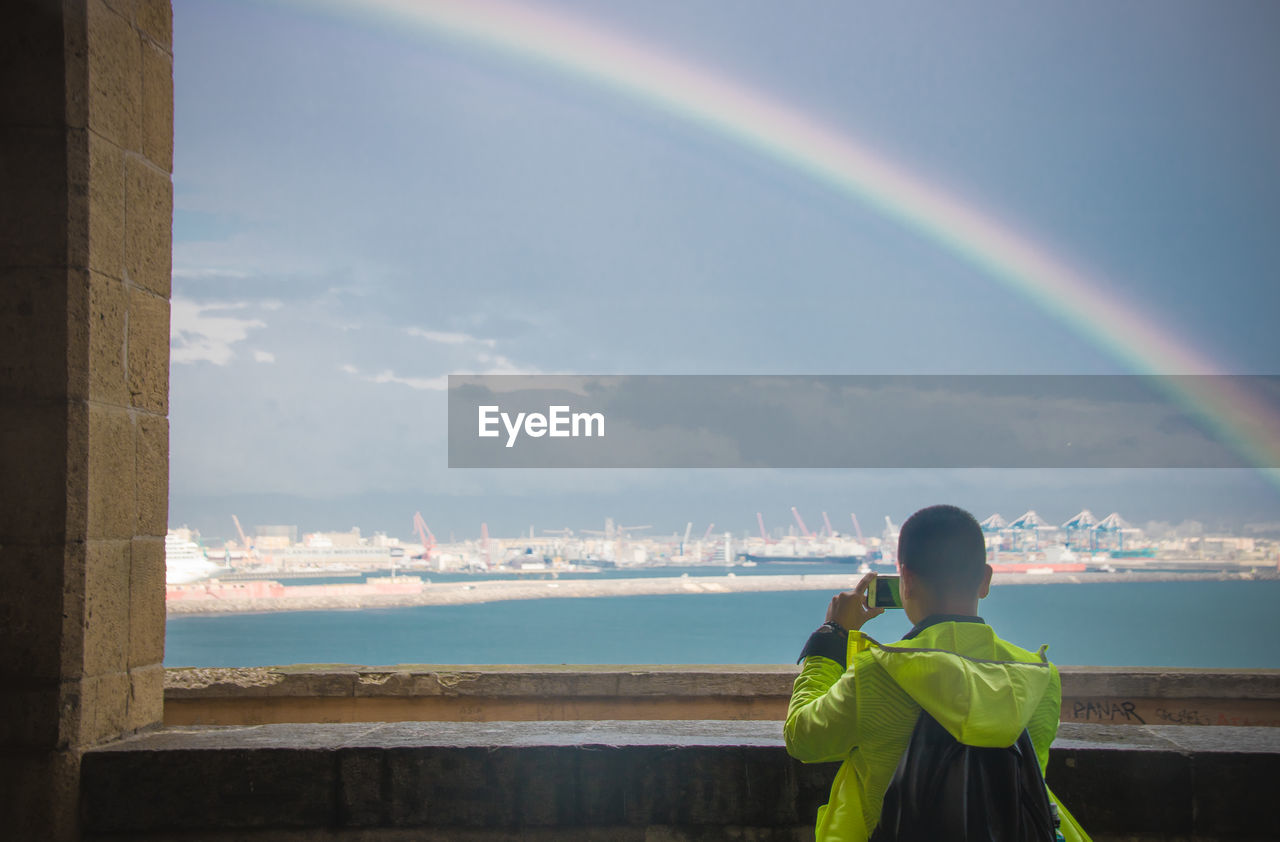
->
xmin=165 ymin=532 xmax=223 ymax=584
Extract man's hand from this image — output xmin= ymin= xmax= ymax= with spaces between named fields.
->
xmin=825 ymin=573 xmax=884 ymax=631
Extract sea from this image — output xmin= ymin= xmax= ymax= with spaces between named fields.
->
xmin=164 ymin=564 xmax=1280 ymax=669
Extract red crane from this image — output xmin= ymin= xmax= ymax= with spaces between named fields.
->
xmin=701 ymin=523 xmax=715 ymax=541
xmin=850 ymin=513 xmax=866 ymax=543
xmin=757 ymin=512 xmax=770 ymax=542
xmin=231 ymin=514 xmax=256 ymax=562
xmin=822 ymin=511 xmax=835 ymax=538
xmin=412 ymin=512 xmax=436 ymax=561
xmin=791 ymin=507 xmax=813 ymax=539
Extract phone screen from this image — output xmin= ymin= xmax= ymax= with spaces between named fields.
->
xmin=871 ymin=575 xmax=903 ymax=609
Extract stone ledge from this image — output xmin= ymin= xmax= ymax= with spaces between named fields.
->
xmin=162 ymin=666 xmax=1280 ymax=728
xmin=81 ymin=722 xmax=1280 ymax=840
xmin=164 ymin=665 xmax=1280 ymax=700
xmin=1057 ymin=666 xmax=1280 ymax=700
xmin=163 ymin=665 xmax=801 ymax=698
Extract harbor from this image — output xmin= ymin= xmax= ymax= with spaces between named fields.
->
xmin=164 ymin=507 xmax=1280 ymax=615
xmin=165 ymin=568 xmax=1275 ymax=616
xmin=168 ymin=508 xmax=1279 ymax=582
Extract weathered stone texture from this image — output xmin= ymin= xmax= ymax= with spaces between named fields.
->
xmin=2 ymin=0 xmax=172 ymax=838
xmin=86 ymin=0 xmax=140 ymax=152
xmin=87 ymin=748 xmax=338 ymax=832
xmin=65 ymin=267 xmax=93 ymax=401
xmin=135 ymin=414 xmax=168 ymax=534
xmin=126 ymin=285 xmax=169 ymax=410
xmin=127 ymin=662 xmax=165 ymax=732
xmin=86 ymin=132 xmax=125 ymax=281
xmin=62 ymin=1 xmax=90 ymax=131
xmin=141 ymin=40 xmax=172 ymax=170
xmin=84 ymin=539 xmax=130 ymax=675
xmin=137 ymin=0 xmax=172 ymax=52
xmin=124 ymin=157 xmax=172 ymax=295
xmin=129 ymin=536 xmax=166 ymax=667
xmin=81 ymin=670 xmax=129 ymax=746
xmin=63 ymin=399 xmax=92 ymax=546
xmin=88 ymin=271 xmax=128 ymax=403
xmin=59 ymin=540 xmax=89 ymax=680
xmin=86 ymin=404 xmax=136 ymax=540
xmin=79 ymin=722 xmax=1280 ymax=839
xmin=1049 ymin=744 xmax=1192 ymax=835
xmin=162 ymin=665 xmax=1280 ymax=731
xmin=101 ymin=0 xmax=140 ymax=23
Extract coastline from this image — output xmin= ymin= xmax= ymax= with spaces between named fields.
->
xmin=166 ymin=569 xmax=1275 ymax=616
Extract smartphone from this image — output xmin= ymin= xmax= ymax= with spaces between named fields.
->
xmin=867 ymin=573 xmax=904 ymax=609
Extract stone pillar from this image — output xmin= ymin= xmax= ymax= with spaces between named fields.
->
xmin=0 ymin=1 xmax=172 ymax=838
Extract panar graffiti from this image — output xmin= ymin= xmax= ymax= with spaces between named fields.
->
xmin=1070 ymin=699 xmax=1146 ymax=724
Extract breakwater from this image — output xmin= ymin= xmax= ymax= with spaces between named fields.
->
xmin=165 ymin=569 xmax=1273 ymax=616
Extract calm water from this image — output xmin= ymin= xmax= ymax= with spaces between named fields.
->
xmin=165 ymin=578 xmax=1280 ymax=668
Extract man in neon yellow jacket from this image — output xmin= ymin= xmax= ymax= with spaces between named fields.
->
xmin=785 ymin=504 xmax=1091 ymax=842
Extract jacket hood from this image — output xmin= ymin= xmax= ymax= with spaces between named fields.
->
xmin=856 ymin=622 xmax=1053 ymax=747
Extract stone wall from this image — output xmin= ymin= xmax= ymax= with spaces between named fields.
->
xmin=163 ymin=665 xmax=1280 ymax=729
xmin=80 ymin=720 xmax=1280 ymax=841
xmin=0 ymin=2 xmax=173 ymax=838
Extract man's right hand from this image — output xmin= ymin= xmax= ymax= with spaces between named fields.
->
xmin=825 ymin=573 xmax=885 ymax=631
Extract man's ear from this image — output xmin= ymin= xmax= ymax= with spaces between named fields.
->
xmin=977 ymin=563 xmax=993 ymax=600
xmin=900 ymin=566 xmax=914 ymax=600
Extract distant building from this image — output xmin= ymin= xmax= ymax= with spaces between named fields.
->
xmin=255 ymin=524 xmax=298 ymax=549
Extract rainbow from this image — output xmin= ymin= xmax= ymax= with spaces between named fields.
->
xmin=296 ymin=0 xmax=1279 ymax=479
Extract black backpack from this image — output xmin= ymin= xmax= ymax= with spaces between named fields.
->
xmin=869 ymin=710 xmax=1057 ymax=842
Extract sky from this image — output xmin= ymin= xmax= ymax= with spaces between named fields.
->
xmin=168 ymin=0 xmax=1280 ymax=542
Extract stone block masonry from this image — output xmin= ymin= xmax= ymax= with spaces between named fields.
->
xmin=0 ymin=2 xmax=174 ymax=839
xmin=79 ymin=721 xmax=1280 ymax=840
xmin=161 ymin=665 xmax=1280 ymax=730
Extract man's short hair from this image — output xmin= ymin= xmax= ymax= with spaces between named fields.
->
xmin=898 ymin=504 xmax=987 ymax=592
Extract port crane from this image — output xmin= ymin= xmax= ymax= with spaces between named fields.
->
xmin=849 ymin=513 xmax=865 ymax=544
xmin=822 ymin=512 xmax=836 ymax=538
xmin=230 ymin=514 xmax=256 ymax=562
xmin=791 ymin=507 xmax=814 ymax=540
xmin=756 ymin=512 xmax=777 ymax=544
xmin=1061 ymin=510 xmax=1098 ymax=551
xmin=881 ymin=516 xmax=900 ymax=566
xmin=1095 ymin=512 xmax=1136 ymax=552
xmin=412 ymin=512 xmax=437 ymax=562
xmin=701 ymin=523 xmax=715 ymax=541
xmin=1008 ymin=510 xmax=1051 ymax=551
